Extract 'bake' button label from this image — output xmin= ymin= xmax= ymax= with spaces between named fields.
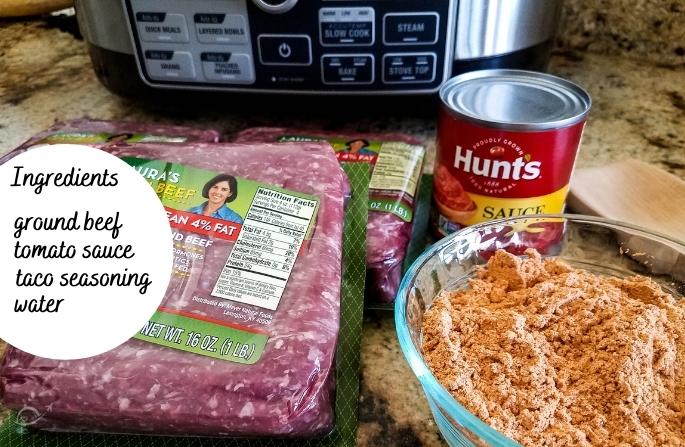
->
xmin=195 ymin=14 xmax=248 ymax=44
xmin=201 ymin=52 xmax=255 ymax=84
xmin=322 ymin=54 xmax=373 ymax=84
xmin=137 ymin=12 xmax=189 ymax=43
xmin=145 ymin=50 xmax=196 ymax=81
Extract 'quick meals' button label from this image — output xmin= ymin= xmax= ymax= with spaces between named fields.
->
xmin=201 ymin=52 xmax=255 ymax=84
xmin=137 ymin=12 xmax=189 ymax=43
xmin=195 ymin=14 xmax=248 ymax=44
xmin=145 ymin=51 xmax=196 ymax=81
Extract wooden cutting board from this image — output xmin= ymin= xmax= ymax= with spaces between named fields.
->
xmin=0 ymin=0 xmax=72 ymax=17
xmin=567 ymin=159 xmax=685 ymax=243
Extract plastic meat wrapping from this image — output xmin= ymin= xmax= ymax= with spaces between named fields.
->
xmin=0 ymin=141 xmax=348 ymax=438
xmin=234 ymin=127 xmax=425 ymax=303
xmin=23 ymin=118 xmax=220 ymax=145
xmin=0 ymin=119 xmax=221 ymax=164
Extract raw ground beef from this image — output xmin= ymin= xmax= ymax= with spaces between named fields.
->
xmin=234 ymin=127 xmax=425 ymax=303
xmin=0 ymin=142 xmax=347 ymax=437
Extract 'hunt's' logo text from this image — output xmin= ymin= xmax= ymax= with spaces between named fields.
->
xmin=453 ymin=146 xmax=541 ymax=181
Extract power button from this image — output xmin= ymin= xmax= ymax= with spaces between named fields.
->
xmin=278 ymin=43 xmax=291 ymax=58
xmin=258 ymin=34 xmax=312 ymax=65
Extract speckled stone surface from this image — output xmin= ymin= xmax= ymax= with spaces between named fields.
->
xmin=0 ymin=12 xmax=684 ymax=447
xmin=559 ymin=0 xmax=685 ymax=66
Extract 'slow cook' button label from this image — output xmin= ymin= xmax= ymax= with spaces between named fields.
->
xmin=320 ymin=21 xmax=373 ymax=45
xmin=319 ymin=7 xmax=375 ymax=46
xmin=201 ymin=52 xmax=255 ymax=84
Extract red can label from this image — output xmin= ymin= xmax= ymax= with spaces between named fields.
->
xmin=432 ymin=109 xmax=586 ymax=236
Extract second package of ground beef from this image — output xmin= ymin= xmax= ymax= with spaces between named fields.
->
xmin=234 ymin=127 xmax=425 ymax=303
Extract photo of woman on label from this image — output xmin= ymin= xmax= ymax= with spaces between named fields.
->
xmin=187 ymin=174 xmax=243 ymax=224
xmin=343 ymin=138 xmax=375 ymax=156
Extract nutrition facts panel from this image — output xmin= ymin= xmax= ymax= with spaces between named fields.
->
xmin=212 ymin=187 xmax=318 ymax=311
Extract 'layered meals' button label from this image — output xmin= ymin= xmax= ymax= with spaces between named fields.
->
xmin=137 ymin=12 xmax=189 ymax=43
xmin=194 ymin=14 xmax=248 ymax=44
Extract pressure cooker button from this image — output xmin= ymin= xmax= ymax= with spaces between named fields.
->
xmin=383 ymin=12 xmax=438 ymax=45
xmin=201 ymin=52 xmax=255 ymax=84
xmin=382 ymin=53 xmax=436 ymax=84
xmin=258 ymin=35 xmax=312 ymax=65
xmin=320 ymin=21 xmax=373 ymax=46
xmin=319 ymin=7 xmax=375 ymax=46
xmin=144 ymin=50 xmax=196 ymax=81
xmin=136 ymin=12 xmax=189 ymax=43
xmin=321 ymin=54 xmax=374 ymax=84
xmin=195 ymin=14 xmax=248 ymax=44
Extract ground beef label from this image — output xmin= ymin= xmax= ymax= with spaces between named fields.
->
xmin=278 ymin=135 xmax=424 ymax=222
xmin=137 ymin=307 xmax=268 ymax=364
xmin=122 ymin=157 xmax=319 ymax=364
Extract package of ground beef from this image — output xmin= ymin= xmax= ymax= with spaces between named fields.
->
xmin=0 ymin=141 xmax=350 ymax=438
xmin=234 ymin=127 xmax=425 ymax=303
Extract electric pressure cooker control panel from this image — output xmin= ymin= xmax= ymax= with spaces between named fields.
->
xmin=124 ymin=0 xmax=455 ymax=93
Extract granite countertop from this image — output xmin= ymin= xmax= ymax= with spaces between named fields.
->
xmin=1 ymin=13 xmax=684 ymax=447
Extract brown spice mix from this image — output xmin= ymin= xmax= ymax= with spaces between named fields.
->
xmin=422 ymin=249 xmax=685 ymax=446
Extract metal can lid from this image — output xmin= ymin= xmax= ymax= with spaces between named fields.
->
xmin=440 ymin=69 xmax=592 ymax=131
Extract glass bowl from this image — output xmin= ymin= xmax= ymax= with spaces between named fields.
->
xmin=395 ymin=214 xmax=685 ymax=447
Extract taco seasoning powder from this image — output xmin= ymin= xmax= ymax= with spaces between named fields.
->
xmin=432 ymin=70 xmax=591 ymax=237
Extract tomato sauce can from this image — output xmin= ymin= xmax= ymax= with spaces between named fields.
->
xmin=432 ymin=69 xmax=592 ymax=237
